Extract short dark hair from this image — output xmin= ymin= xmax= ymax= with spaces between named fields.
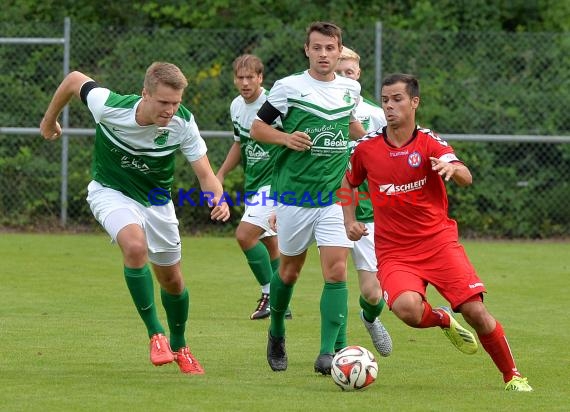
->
xmin=382 ymin=73 xmax=420 ymax=98
xmin=305 ymin=21 xmax=342 ymax=48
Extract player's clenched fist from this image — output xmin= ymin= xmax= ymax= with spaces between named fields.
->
xmin=40 ymin=118 xmax=62 ymax=140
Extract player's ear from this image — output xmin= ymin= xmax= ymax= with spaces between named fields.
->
xmin=411 ymin=96 xmax=420 ymax=109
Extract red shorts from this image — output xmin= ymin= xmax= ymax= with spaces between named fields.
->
xmin=378 ymin=241 xmax=486 ymax=310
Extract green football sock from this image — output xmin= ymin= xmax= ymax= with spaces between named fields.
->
xmin=320 ymin=281 xmax=348 ymax=355
xmin=270 ymin=257 xmax=280 ymax=278
xmin=243 ymin=242 xmax=272 ymax=287
xmin=269 ymin=256 xmax=280 ymax=296
xmin=160 ymin=287 xmax=189 ymax=352
xmin=335 ymin=315 xmax=348 ymax=352
xmin=359 ymin=295 xmax=386 ymax=323
xmin=124 ymin=265 xmax=164 ymax=337
xmin=269 ymin=273 xmax=294 ymax=338
xmin=334 ymin=283 xmax=348 ymax=352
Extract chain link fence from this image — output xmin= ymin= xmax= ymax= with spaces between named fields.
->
xmin=1 ymin=20 xmax=569 ymax=237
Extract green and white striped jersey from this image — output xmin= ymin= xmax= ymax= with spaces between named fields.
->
xmin=356 ymin=96 xmax=386 ymax=133
xmin=231 ymin=88 xmax=281 ymax=193
xmin=265 ymin=70 xmax=361 ymax=207
xmin=354 ymin=96 xmax=386 ymax=222
xmin=86 ymin=87 xmax=207 ymax=206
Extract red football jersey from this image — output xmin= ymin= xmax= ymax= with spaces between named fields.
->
xmin=346 ymin=127 xmax=462 ymax=259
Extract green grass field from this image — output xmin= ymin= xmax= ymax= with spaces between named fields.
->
xmin=1 ymin=233 xmax=568 ymax=411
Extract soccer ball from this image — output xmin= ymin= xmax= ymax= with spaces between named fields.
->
xmin=331 ymin=345 xmax=378 ymax=391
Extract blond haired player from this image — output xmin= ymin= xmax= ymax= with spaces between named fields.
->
xmin=335 ymin=46 xmax=392 ymax=357
xmin=40 ymin=62 xmax=229 ymax=375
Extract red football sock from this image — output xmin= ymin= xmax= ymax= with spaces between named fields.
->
xmin=478 ymin=321 xmax=522 ymax=382
xmin=418 ymin=302 xmax=448 ymax=328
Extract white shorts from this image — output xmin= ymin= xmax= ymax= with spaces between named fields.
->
xmin=86 ymin=180 xmax=181 ymax=255
xmin=351 ymin=222 xmax=377 ymax=272
xmin=241 ymin=185 xmax=276 ymax=238
xmin=275 ymin=202 xmax=353 ymax=256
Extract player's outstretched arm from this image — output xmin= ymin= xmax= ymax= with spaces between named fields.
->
xmin=430 ymin=157 xmax=473 ymax=187
xmin=340 ymin=175 xmax=368 ymax=241
xmin=191 ymin=154 xmax=230 ymax=222
xmin=216 ymin=142 xmax=242 ymax=185
xmin=40 ymin=71 xmax=94 ymax=141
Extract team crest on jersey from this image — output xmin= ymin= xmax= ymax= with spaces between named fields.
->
xmin=407 ymin=151 xmax=422 ymax=168
xmin=343 ymin=90 xmax=352 ymax=104
xmin=154 ymin=129 xmax=170 ymax=146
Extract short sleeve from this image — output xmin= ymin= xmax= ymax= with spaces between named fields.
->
xmin=423 ymin=129 xmax=460 ymax=163
xmin=346 ymin=144 xmax=366 ymax=187
xmin=179 ymin=115 xmax=208 ymax=162
xmin=263 ymin=79 xmax=288 ymax=117
xmin=85 ymin=87 xmax=111 ymax=123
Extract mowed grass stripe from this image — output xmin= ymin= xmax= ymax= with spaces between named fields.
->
xmin=0 ymin=234 xmax=568 ymax=411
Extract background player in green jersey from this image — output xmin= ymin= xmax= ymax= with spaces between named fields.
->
xmin=40 ymin=62 xmax=229 ymax=375
xmin=216 ymin=54 xmax=291 ymax=320
xmin=335 ymin=46 xmax=392 ymax=357
xmin=251 ymin=21 xmax=367 ymax=375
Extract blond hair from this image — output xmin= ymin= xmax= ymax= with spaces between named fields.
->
xmin=232 ymin=54 xmax=264 ymax=76
xmin=143 ymin=62 xmax=188 ymax=94
xmin=339 ymin=46 xmax=360 ymax=64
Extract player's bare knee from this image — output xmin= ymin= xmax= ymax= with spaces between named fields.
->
xmin=236 ymin=235 xmax=256 ymax=251
xmin=154 ymin=268 xmax=184 ymax=294
xmin=361 ymin=288 xmax=382 ymax=304
xmin=392 ymin=296 xmax=423 ymax=326
xmin=396 ymin=308 xmax=423 ymax=327
xmin=324 ymin=260 xmax=347 ymax=281
xmin=461 ymin=305 xmax=495 ymax=332
xmin=120 ymin=239 xmax=148 ymax=266
xmin=161 ymin=276 xmax=184 ymax=294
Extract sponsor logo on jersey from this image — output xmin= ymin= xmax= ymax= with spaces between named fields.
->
xmin=245 ymin=143 xmax=271 ymax=163
xmin=121 ymin=155 xmax=150 ymax=173
xmin=378 ymin=176 xmax=427 ymax=195
xmin=307 ymin=124 xmax=348 ymax=156
xmin=389 ymin=150 xmax=409 ymax=157
xmin=407 ymin=151 xmax=422 ymax=168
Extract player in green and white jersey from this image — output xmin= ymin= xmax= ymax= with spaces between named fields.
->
xmin=40 ymin=62 xmax=229 ymax=375
xmin=336 ymin=46 xmax=392 ymax=357
xmin=216 ymin=54 xmax=291 ymax=321
xmin=251 ymin=21 xmax=367 ymax=375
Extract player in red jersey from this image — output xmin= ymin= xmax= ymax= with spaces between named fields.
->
xmin=341 ymin=73 xmax=532 ymax=392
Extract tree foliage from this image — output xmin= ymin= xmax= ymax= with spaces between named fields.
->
xmin=1 ymin=1 xmax=569 ymax=236
xmin=3 ymin=0 xmax=568 ymax=32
